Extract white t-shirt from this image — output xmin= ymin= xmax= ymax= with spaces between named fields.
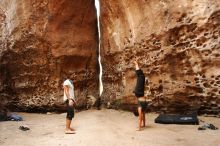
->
xmin=63 ymin=79 xmax=75 ymax=101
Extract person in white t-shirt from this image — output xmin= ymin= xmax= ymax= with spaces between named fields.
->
xmin=63 ymin=79 xmax=76 ymax=134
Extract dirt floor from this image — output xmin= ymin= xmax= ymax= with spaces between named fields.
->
xmin=0 ymin=109 xmax=220 ymax=146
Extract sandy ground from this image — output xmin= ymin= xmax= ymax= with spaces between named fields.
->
xmin=0 ymin=109 xmax=220 ymax=146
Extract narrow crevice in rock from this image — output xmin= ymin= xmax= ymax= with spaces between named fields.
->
xmin=0 ymin=0 xmax=219 ymax=115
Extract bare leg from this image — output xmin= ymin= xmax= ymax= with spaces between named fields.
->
xmin=66 ymin=118 xmax=71 ymax=130
xmin=66 ymin=119 xmax=74 ymax=134
xmin=142 ymin=111 xmax=146 ymax=127
xmin=137 ymin=107 xmax=142 ymax=131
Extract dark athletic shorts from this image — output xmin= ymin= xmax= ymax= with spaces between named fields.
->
xmin=65 ymin=99 xmax=74 ymax=120
xmin=138 ymin=100 xmax=147 ymax=112
xmin=135 ymin=93 xmax=144 ymax=97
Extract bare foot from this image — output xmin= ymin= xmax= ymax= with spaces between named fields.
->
xmin=136 ymin=127 xmax=142 ymax=131
xmin=65 ymin=129 xmax=75 ymax=134
xmin=70 ymin=127 xmax=75 ymax=131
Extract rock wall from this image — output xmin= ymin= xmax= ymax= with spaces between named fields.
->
xmin=0 ymin=0 xmax=99 ymax=111
xmin=0 ymin=0 xmax=219 ymax=114
xmin=100 ymin=0 xmax=220 ymax=114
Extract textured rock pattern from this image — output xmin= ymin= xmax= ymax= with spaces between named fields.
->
xmin=100 ymin=0 xmax=220 ymax=114
xmin=0 ymin=0 xmax=220 ymax=114
xmin=0 ymin=0 xmax=99 ymax=111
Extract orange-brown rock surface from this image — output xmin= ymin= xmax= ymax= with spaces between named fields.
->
xmin=0 ymin=0 xmax=220 ymax=114
xmin=100 ymin=0 xmax=220 ymax=114
xmin=0 ymin=0 xmax=99 ymax=111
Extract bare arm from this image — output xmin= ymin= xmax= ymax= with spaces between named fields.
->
xmin=64 ymin=85 xmax=76 ymax=107
xmin=64 ymin=85 xmax=76 ymax=103
xmin=134 ymin=60 xmax=140 ymax=70
xmin=64 ymin=85 xmax=71 ymax=100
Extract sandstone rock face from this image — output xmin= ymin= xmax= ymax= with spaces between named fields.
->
xmin=100 ymin=0 xmax=220 ymax=114
xmin=0 ymin=0 xmax=99 ymax=111
xmin=0 ymin=0 xmax=219 ymax=114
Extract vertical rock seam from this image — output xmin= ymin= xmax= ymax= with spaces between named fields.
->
xmin=95 ymin=0 xmax=103 ymax=97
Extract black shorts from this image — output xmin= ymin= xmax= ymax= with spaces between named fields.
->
xmin=65 ymin=100 xmax=74 ymax=120
xmin=135 ymin=93 xmax=144 ymax=97
xmin=138 ymin=101 xmax=147 ymax=112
